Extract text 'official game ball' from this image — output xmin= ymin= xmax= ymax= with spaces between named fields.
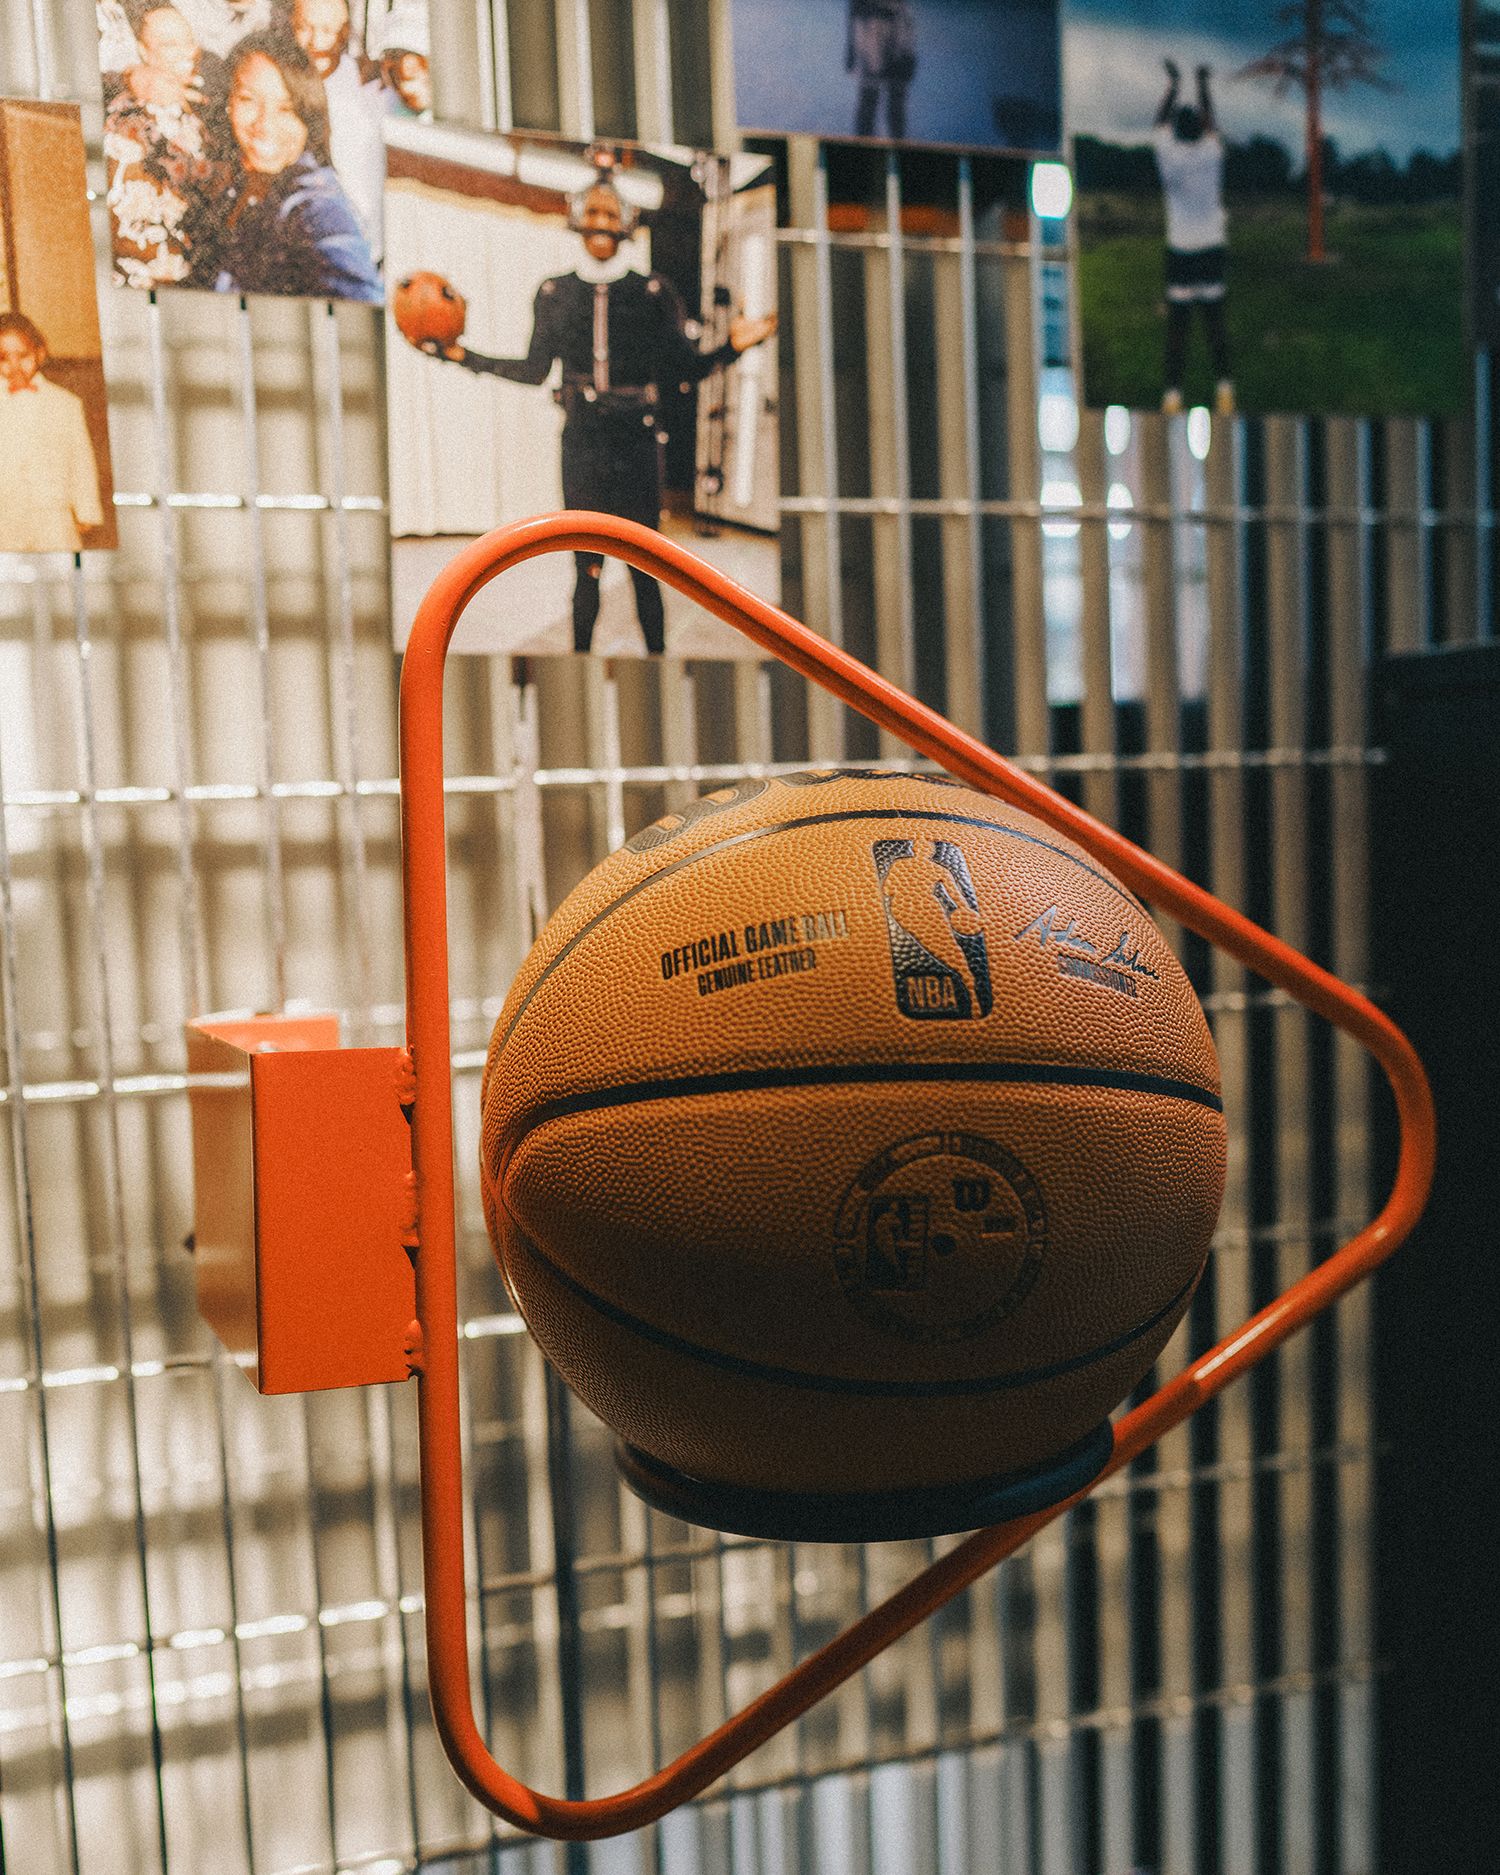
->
xmin=392 ymin=271 xmax=466 ymax=349
xmin=479 ymin=771 xmax=1226 ymax=1540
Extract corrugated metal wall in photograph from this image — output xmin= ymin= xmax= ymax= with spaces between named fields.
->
xmin=1 ymin=0 xmax=1492 ymax=1869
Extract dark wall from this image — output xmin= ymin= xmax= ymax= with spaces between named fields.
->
xmin=1371 ymin=643 xmax=1500 ymax=1871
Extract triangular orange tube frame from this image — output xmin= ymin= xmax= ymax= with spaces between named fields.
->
xmin=399 ymin=512 xmax=1434 ymax=1840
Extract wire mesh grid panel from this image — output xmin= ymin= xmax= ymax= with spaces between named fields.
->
xmin=0 ymin=0 xmax=1491 ymax=1871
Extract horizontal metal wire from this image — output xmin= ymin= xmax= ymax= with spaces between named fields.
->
xmin=14 ymin=486 xmax=1479 ymax=533
xmin=0 ymin=1462 xmax=1380 ymax=1717
xmin=0 ymin=980 xmax=1374 ymax=1107
xmin=779 ymin=491 xmax=1487 ymax=530
xmin=0 ymin=1205 xmax=1363 ymax=1399
xmin=2 ymin=1665 xmax=1380 ymax=1875
xmin=106 ymin=492 xmax=387 ymax=514
xmin=0 ymin=745 xmax=1388 ymax=817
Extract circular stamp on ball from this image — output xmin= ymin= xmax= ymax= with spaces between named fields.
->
xmin=832 ymin=1132 xmax=1047 ymax=1344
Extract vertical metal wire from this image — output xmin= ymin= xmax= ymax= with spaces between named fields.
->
xmin=235 ymin=302 xmax=290 ymax=1011
xmin=297 ymin=1408 xmax=349 ymax=1870
xmin=1323 ymin=417 xmax=1375 ymax=1875
xmin=1006 ymin=207 xmax=1049 ymax=759
xmin=0 ymin=664 xmax=83 ymax=1875
xmin=25 ymin=0 xmax=54 ymax=102
xmin=634 ymin=0 xmax=674 ymax=141
xmin=333 ymin=543 xmax=429 ymax=1875
xmin=314 ymin=301 xmax=378 ymax=1030
xmin=1383 ymin=422 xmax=1429 ymax=652
xmin=1136 ymin=419 xmax=1194 ymax=1875
xmin=945 ymin=159 xmax=985 ymax=737
xmin=558 ymin=0 xmax=595 ymax=139
xmin=1203 ymin=417 xmax=1258 ymax=1875
xmin=478 ymin=0 xmax=505 ymax=129
xmin=540 ymin=1367 xmax=589 ymax=1875
xmin=65 ymin=562 xmax=172 ymax=1875
xmin=1262 ymin=416 xmax=1316 ymax=1875
xmin=784 ymin=140 xmax=845 ymax=762
xmin=144 ymin=296 xmax=206 ymax=1016
xmin=613 ymin=1486 xmax=665 ymax=1875
xmin=145 ymin=283 xmax=263 ymax=1856
xmin=205 ymin=1353 xmax=259 ymax=1875
xmin=873 ymin=151 xmax=915 ymax=718
xmin=1068 ymin=402 xmax=1125 ymax=1873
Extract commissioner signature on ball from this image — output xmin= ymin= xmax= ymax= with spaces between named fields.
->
xmin=1014 ymin=904 xmax=1159 ymax=995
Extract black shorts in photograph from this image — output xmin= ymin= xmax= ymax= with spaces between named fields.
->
xmin=1165 ymin=244 xmax=1226 ymax=303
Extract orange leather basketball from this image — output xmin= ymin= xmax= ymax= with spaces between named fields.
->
xmin=480 ymin=770 xmax=1226 ymax=1538
xmin=392 ymin=270 xmax=466 ymax=349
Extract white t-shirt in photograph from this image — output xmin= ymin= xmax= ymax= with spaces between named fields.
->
xmin=1151 ymin=123 xmax=1227 ymax=253
xmin=168 ymin=0 xmax=272 ymax=62
xmin=323 ymin=51 xmax=387 ymax=259
xmin=0 ymin=375 xmax=104 ymax=553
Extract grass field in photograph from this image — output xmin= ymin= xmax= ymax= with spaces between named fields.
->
xmin=1078 ymin=193 xmax=1465 ymax=415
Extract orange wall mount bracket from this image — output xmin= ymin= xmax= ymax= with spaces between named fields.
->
xmin=183 ymin=512 xmax=1435 ymax=1841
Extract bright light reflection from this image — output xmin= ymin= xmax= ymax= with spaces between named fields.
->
xmin=1107 ymin=482 xmax=1134 ymax=540
xmin=1187 ymin=407 xmax=1212 ymax=460
xmin=1038 ymin=390 xmax=1079 ymax=454
xmin=1030 ymin=162 xmax=1073 ymax=220
xmin=170 ymin=1627 xmax=226 ymax=1652
xmin=1040 ymin=479 xmax=1082 ymax=539
xmin=1104 ymin=405 xmax=1132 ymax=455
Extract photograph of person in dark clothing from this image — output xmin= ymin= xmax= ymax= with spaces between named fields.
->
xmin=415 ymin=178 xmax=774 ymax=653
xmin=847 ymin=0 xmax=917 ymax=139
xmin=732 ymin=0 xmax=1061 ymax=154
xmin=384 ymin=125 xmax=781 ymax=659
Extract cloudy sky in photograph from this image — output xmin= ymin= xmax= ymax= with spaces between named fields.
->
xmin=1065 ymin=0 xmax=1459 ymax=161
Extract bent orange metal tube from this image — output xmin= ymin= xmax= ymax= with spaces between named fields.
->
xmin=399 ymin=512 xmax=1435 ymax=1840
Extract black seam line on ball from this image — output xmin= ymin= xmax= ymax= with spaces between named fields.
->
xmin=507 ymin=1230 xmax=1202 ymax=1399
xmin=494 ymin=1060 xmax=1224 ymax=1177
xmin=497 ymin=808 xmax=1150 ymax=1052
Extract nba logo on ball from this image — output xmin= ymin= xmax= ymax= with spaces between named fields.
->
xmin=874 ymin=837 xmax=994 ymax=1019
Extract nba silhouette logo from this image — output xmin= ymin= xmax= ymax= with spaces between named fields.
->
xmin=873 ymin=837 xmax=994 ymax=1019
xmin=865 ymin=1193 xmax=930 ymax=1290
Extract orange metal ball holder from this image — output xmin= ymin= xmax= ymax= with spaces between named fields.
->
xmin=192 ymin=512 xmax=1437 ymax=1842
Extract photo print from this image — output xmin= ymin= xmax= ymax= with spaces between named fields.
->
xmin=384 ymin=120 xmax=780 ymax=658
xmin=1067 ymin=0 xmax=1463 ymax=416
xmin=731 ymin=0 xmax=1061 ymax=153
xmin=0 ymin=99 xmax=118 ymax=555
xmin=1472 ymin=4 xmax=1500 ymax=348
xmin=97 ymin=0 xmax=430 ymax=301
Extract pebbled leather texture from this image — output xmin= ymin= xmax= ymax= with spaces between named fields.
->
xmin=480 ymin=770 xmax=1226 ymax=1497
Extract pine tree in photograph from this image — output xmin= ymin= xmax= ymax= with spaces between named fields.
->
xmin=1239 ymin=0 xmax=1393 ymax=261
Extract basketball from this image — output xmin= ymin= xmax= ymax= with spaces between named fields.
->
xmin=393 ymin=271 xmax=466 ymax=349
xmin=480 ymin=770 xmax=1226 ymax=1539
